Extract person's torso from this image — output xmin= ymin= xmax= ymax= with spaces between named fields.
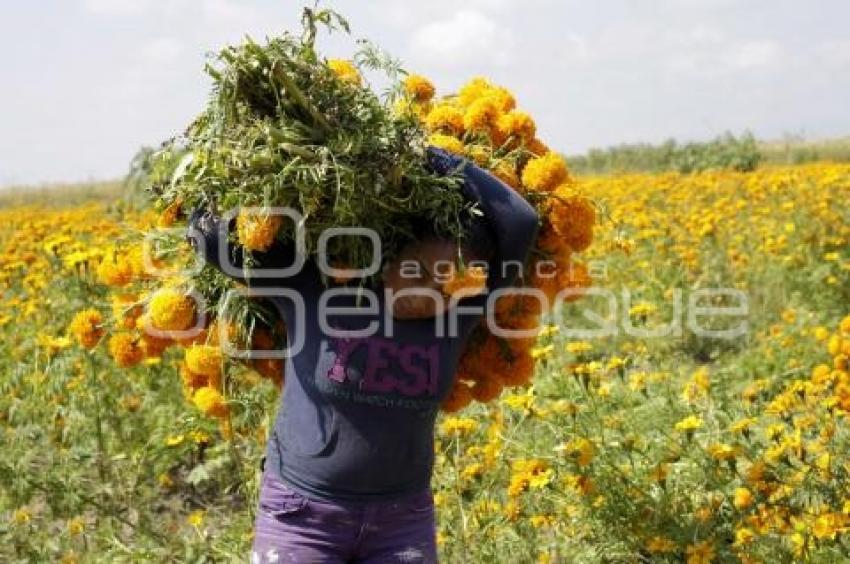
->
xmin=263 ymin=262 xmax=484 ymax=501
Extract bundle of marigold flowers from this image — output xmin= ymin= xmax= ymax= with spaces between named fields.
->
xmin=76 ymin=6 xmax=596 ymax=424
xmin=400 ymin=75 xmax=597 ymax=411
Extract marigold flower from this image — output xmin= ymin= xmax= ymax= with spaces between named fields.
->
xmin=403 ymin=74 xmax=436 ymax=102
xmin=185 ymin=345 xmax=223 ymax=379
xmin=68 ymin=308 xmax=105 ymax=349
xmin=148 ymin=289 xmax=196 ymax=332
xmin=685 ymin=540 xmax=715 ymax=564
xmin=463 ymin=97 xmax=501 ymax=132
xmin=674 ymin=415 xmax=703 ymax=433
xmin=424 ymin=104 xmax=464 ymax=135
xmin=547 ymin=190 xmax=595 ymax=252
xmin=236 ymin=208 xmax=283 ymax=252
xmin=108 ymin=332 xmax=144 ymax=368
xmin=96 ymin=252 xmax=133 ymax=287
xmin=192 ymin=386 xmax=229 ymax=419
xmin=497 ymin=111 xmax=536 ymax=143
xmin=457 ymin=77 xmax=492 ymax=107
xmin=734 ymin=487 xmax=754 ymax=510
xmin=326 ymin=58 xmax=361 ymax=85
xmin=521 ymin=152 xmax=569 ymax=192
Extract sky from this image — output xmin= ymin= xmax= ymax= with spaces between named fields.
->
xmin=2 ymin=0 xmax=850 ymax=186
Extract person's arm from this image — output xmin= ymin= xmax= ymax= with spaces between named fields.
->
xmin=426 ymin=147 xmax=540 ymax=291
xmin=186 ymin=207 xmax=306 ymax=288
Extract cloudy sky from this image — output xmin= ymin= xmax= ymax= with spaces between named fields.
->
xmin=2 ymin=0 xmax=849 ymax=186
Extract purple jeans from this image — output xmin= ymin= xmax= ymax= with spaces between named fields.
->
xmin=251 ymin=470 xmax=438 ymax=563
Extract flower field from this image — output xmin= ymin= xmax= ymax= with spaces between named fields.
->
xmin=2 ymin=162 xmax=850 ymax=562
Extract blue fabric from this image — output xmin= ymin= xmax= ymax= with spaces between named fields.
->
xmin=188 ymin=147 xmax=539 ymax=502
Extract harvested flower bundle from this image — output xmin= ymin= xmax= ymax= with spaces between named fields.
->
xmin=77 ymin=6 xmax=596 ymax=427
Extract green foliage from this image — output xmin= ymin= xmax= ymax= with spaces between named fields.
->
xmin=570 ymin=132 xmax=764 ymax=175
xmin=156 ymin=6 xmax=471 ymax=276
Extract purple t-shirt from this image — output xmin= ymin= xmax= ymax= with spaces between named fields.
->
xmin=189 ymin=147 xmax=539 ymax=501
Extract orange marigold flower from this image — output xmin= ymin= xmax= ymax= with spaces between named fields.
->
xmin=521 ymin=152 xmax=569 ymax=192
xmin=185 ymin=345 xmax=223 ymax=379
xmin=548 ymin=190 xmax=595 ymax=252
xmin=424 ymin=104 xmax=465 ymax=136
xmin=458 ymin=77 xmax=492 ymax=107
xmin=96 ymin=251 xmax=133 ymax=287
xmin=403 ymin=74 xmax=436 ymax=102
xmin=463 ymin=97 xmax=501 ymax=132
xmin=236 ymin=208 xmax=283 ymax=252
xmin=497 ymin=111 xmax=536 ymax=143
xmin=108 ymin=332 xmax=144 ymax=368
xmin=68 ymin=308 xmax=105 ymax=349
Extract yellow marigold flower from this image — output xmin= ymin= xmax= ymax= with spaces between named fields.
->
xmin=187 ymin=510 xmax=206 ymax=528
xmin=424 ymin=104 xmax=464 ymax=135
xmin=674 ymin=415 xmax=703 ymax=433
xmin=463 ymin=97 xmax=501 ymax=132
xmin=403 ymin=73 xmax=435 ymax=102
xmin=68 ymin=308 xmax=105 ymax=349
xmin=813 ymin=325 xmax=830 ymax=341
xmin=708 ymin=443 xmax=738 ymax=461
xmin=557 ymin=437 xmax=594 ymax=467
xmin=565 ymin=341 xmax=593 ymax=355
xmin=428 ymin=133 xmax=465 ymax=156
xmin=438 ymin=416 xmax=478 ymax=437
xmin=158 ymin=473 xmax=174 ymax=488
xmin=96 ymin=251 xmax=133 ymax=287
xmin=326 ymin=58 xmax=361 ymax=85
xmin=236 ymin=208 xmax=283 ymax=252
xmin=827 ymin=334 xmax=842 ymax=356
xmin=646 ymin=536 xmax=677 ymax=554
xmin=457 ymin=77 xmax=492 ymax=107
xmin=521 ymin=152 xmax=569 ymax=192
xmin=734 ymin=487 xmax=754 ymax=510
xmin=192 ymin=386 xmax=229 ymax=419
xmin=67 ymin=516 xmax=85 ymax=536
xmin=488 ymin=86 xmax=517 ymax=112
xmin=497 ymin=110 xmax=536 ymax=142
xmin=185 ymin=344 xmax=223 ymax=379
xmin=13 ymin=507 xmax=32 ymax=524
xmin=734 ymin=527 xmax=755 ymax=546
xmin=812 ymin=512 xmax=845 ymax=540
xmin=441 ymin=265 xmax=487 ymax=298
xmin=685 ymin=540 xmax=715 ymax=564
xmin=729 ymin=417 xmax=757 ymax=436
xmin=108 ymin=332 xmax=144 ymax=368
xmin=529 ymin=514 xmax=554 ymax=528
xmin=148 ymin=289 xmax=196 ymax=332
xmin=460 ymin=462 xmax=483 ymax=481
